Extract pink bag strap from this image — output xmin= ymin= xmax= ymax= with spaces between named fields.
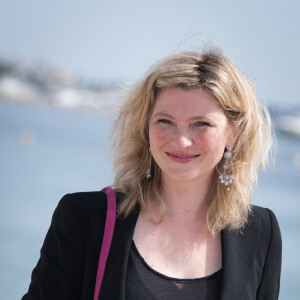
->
xmin=93 ymin=187 xmax=117 ymax=300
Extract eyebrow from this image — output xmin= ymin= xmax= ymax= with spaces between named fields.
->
xmin=152 ymin=112 xmax=213 ymax=121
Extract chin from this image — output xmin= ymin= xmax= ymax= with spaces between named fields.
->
xmin=163 ymin=170 xmax=201 ymax=183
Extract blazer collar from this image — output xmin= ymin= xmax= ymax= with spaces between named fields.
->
xmin=220 ymin=214 xmax=261 ymax=300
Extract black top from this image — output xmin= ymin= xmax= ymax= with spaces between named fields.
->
xmin=126 ymin=241 xmax=222 ymax=300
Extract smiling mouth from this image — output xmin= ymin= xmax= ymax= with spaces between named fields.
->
xmin=166 ymin=152 xmax=200 ymax=159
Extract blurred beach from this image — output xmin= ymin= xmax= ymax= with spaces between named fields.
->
xmin=0 ymin=97 xmax=299 ymax=299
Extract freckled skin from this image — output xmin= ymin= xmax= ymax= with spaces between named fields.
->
xmin=149 ymin=87 xmax=231 ymax=185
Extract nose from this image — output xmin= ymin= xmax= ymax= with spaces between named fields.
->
xmin=171 ymin=128 xmax=193 ymax=148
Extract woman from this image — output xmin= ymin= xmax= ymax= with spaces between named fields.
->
xmin=23 ymin=48 xmax=281 ymax=300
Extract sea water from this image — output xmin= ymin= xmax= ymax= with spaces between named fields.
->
xmin=0 ymin=100 xmax=299 ymax=299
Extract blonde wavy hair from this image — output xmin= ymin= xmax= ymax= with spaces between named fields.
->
xmin=112 ymin=48 xmax=272 ymax=236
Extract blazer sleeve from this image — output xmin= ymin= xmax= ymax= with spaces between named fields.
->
xmin=256 ymin=208 xmax=282 ymax=300
xmin=22 ymin=194 xmax=86 ymax=300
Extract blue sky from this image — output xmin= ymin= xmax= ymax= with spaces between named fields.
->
xmin=0 ymin=0 xmax=299 ymax=107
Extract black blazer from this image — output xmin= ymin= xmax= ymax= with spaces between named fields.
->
xmin=22 ymin=191 xmax=282 ymax=300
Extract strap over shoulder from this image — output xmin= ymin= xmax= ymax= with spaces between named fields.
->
xmin=93 ymin=187 xmax=116 ymax=300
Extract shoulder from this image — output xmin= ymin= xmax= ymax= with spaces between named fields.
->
xmin=52 ymin=191 xmax=115 ymax=226
xmin=249 ymin=205 xmax=281 ymax=233
xmin=224 ymin=206 xmax=282 ymax=254
xmin=56 ymin=191 xmax=107 ymax=212
xmin=53 ymin=190 xmax=125 ymax=223
xmin=248 ymin=205 xmax=282 ymax=250
xmin=225 ymin=205 xmax=281 ymax=241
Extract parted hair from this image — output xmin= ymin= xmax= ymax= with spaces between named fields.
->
xmin=112 ymin=47 xmax=272 ymax=236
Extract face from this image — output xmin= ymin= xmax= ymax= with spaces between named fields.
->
xmin=149 ymin=87 xmax=233 ymax=185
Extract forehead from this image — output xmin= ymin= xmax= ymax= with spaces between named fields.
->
xmin=152 ymin=87 xmax=226 ymax=119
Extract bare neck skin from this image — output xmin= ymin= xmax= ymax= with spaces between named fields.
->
xmin=158 ymin=172 xmax=213 ymax=226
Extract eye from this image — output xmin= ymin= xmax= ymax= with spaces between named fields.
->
xmin=157 ymin=119 xmax=172 ymax=124
xmin=195 ymin=121 xmax=210 ymax=127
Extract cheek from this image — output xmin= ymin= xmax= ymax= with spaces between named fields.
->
xmin=196 ymin=131 xmax=224 ymax=147
xmin=195 ymin=130 xmax=228 ymax=158
xmin=149 ymin=126 xmax=171 ymax=146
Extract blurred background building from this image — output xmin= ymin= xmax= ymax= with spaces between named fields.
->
xmin=0 ymin=1 xmax=299 ymax=299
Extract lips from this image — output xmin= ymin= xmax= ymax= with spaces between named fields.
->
xmin=168 ymin=153 xmax=199 ymax=158
xmin=166 ymin=152 xmax=200 ymax=162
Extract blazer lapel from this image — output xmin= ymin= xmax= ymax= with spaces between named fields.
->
xmin=99 ymin=211 xmax=138 ymax=299
xmin=220 ymin=213 xmax=262 ymax=300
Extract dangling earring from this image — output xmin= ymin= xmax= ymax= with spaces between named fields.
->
xmin=146 ymin=147 xmax=151 ymax=179
xmin=217 ymin=145 xmax=234 ymax=191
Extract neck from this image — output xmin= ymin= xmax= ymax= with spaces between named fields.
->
xmin=159 ymin=174 xmax=213 ymax=224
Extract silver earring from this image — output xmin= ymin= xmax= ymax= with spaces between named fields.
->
xmin=146 ymin=148 xmax=151 ymax=179
xmin=217 ymin=145 xmax=234 ymax=191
